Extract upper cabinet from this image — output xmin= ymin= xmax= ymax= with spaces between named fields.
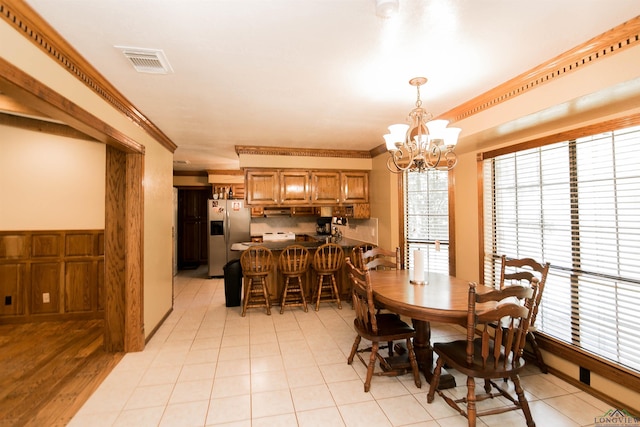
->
xmin=341 ymin=171 xmax=369 ymax=204
xmin=245 ymin=170 xmax=279 ymax=205
xmin=245 ymin=169 xmax=369 ymax=207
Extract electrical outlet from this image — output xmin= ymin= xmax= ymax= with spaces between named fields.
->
xmin=42 ymin=293 xmax=50 ymax=303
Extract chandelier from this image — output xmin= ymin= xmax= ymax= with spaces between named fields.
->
xmin=384 ymin=77 xmax=461 ymax=173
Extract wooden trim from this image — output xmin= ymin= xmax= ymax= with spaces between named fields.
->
xmin=0 ymin=112 xmax=96 ymax=141
xmin=480 ymin=113 xmax=640 ymax=160
xmin=0 ymin=58 xmax=144 ymax=154
xmin=440 ymin=16 xmax=640 ymax=123
xmin=206 ymin=169 xmax=244 ymax=176
xmin=476 ymin=159 xmax=485 ymax=282
xmin=235 ymin=145 xmax=371 ymax=159
xmin=0 ymin=0 xmax=177 ymax=153
xmin=173 ymin=170 xmax=209 ymax=177
xmin=447 ymin=168 xmax=456 ymax=276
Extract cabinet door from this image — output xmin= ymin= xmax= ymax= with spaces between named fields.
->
xmin=246 ymin=170 xmax=279 ymax=205
xmin=311 ymin=171 xmax=341 ymax=205
xmin=280 ymin=171 xmax=310 ymax=205
xmin=341 ymin=171 xmax=369 ymax=203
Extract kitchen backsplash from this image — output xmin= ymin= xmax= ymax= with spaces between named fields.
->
xmin=250 ymin=217 xmax=378 ymax=245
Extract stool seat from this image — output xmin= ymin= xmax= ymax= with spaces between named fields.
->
xmin=240 ymin=246 xmax=274 ymax=316
xmin=279 ymin=245 xmax=310 ymax=313
xmin=312 ymin=243 xmax=344 ymax=311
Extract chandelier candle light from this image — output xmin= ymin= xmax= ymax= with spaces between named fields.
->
xmin=384 ymin=77 xmax=461 ymax=173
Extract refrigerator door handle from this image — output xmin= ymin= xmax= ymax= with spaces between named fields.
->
xmin=225 ymin=205 xmax=230 ymax=244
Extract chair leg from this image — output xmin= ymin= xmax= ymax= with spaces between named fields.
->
xmin=364 ymin=342 xmax=379 ymax=392
xmin=280 ymin=277 xmax=289 ymax=314
xmin=427 ymin=357 xmax=444 ymax=403
xmin=513 ymin=375 xmax=536 ymax=427
xmin=348 ymin=335 xmax=361 ymax=365
xmin=241 ymin=278 xmax=250 ymax=317
xmin=528 ymin=332 xmax=547 ymax=373
xmin=299 ymin=277 xmax=309 ymax=312
xmin=466 ymin=376 xmax=477 ymax=427
xmin=314 ymin=275 xmax=323 ymax=311
xmin=405 ymin=338 xmax=421 ymax=388
xmin=261 ymin=277 xmax=271 ymax=315
xmin=330 ymin=274 xmax=342 ymax=309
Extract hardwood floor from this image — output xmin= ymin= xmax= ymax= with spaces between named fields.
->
xmin=0 ymin=319 xmax=123 ymax=427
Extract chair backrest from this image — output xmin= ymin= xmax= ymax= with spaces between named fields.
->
xmin=240 ymin=246 xmax=273 ymax=275
xmin=313 ymin=243 xmax=344 ymax=272
xmin=278 ymin=245 xmax=310 ymax=275
xmin=361 ymin=246 xmax=401 ymax=271
xmin=351 ymin=244 xmax=376 ymax=269
xmin=346 ymin=258 xmax=378 ymax=334
xmin=499 ymin=255 xmax=549 ymax=327
xmin=467 ymin=282 xmax=537 ymax=368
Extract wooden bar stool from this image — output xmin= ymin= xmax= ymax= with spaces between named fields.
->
xmin=240 ymin=246 xmax=274 ymax=316
xmin=312 ymin=243 xmax=344 ymax=311
xmin=278 ymin=245 xmax=310 ymax=314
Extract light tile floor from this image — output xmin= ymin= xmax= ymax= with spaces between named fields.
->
xmin=70 ymin=267 xmax=612 ymax=426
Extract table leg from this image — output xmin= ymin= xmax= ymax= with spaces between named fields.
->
xmin=412 ymin=319 xmax=456 ymax=389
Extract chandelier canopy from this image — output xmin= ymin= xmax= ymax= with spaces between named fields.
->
xmin=384 ymin=77 xmax=461 ymax=173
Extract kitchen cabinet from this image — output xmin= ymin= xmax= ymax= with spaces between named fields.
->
xmin=341 ymin=171 xmax=369 ymax=204
xmin=280 ymin=170 xmax=310 ymax=205
xmin=311 ymin=171 xmax=341 ymax=205
xmin=246 ymin=170 xmax=279 ymax=205
xmin=245 ymin=169 xmax=369 ymax=216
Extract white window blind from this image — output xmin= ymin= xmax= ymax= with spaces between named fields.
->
xmin=405 ymin=170 xmax=449 ymax=274
xmin=483 ymin=125 xmax=640 ymax=373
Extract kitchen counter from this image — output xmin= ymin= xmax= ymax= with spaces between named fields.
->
xmin=232 ymin=235 xmax=366 ymax=251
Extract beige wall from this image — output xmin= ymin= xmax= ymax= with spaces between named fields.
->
xmin=0 ymin=125 xmax=105 ymax=230
xmin=1 ymin=18 xmax=174 ymax=339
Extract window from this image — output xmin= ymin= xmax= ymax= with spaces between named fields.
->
xmin=404 ymin=169 xmax=450 ymax=274
xmin=483 ymin=124 xmax=640 ymax=373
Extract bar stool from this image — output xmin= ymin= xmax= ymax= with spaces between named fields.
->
xmin=240 ymin=246 xmax=274 ymax=316
xmin=278 ymin=245 xmax=310 ymax=314
xmin=312 ymin=243 xmax=344 ymax=311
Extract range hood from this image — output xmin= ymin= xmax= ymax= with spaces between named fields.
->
xmin=262 ymin=207 xmax=292 ymax=217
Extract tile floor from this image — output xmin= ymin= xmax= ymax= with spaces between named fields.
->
xmin=70 ymin=267 xmax=612 ymax=426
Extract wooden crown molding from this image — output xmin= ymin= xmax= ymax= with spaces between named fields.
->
xmin=0 ymin=0 xmax=177 ymax=153
xmin=235 ymin=145 xmax=372 ymax=159
xmin=440 ymin=16 xmax=640 ymax=122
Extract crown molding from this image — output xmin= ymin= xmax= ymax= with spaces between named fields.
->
xmin=0 ymin=0 xmax=177 ymax=153
xmin=235 ymin=145 xmax=371 ymax=159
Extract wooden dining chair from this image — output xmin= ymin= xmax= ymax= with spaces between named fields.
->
xmin=499 ymin=255 xmax=550 ymax=373
xmin=278 ymin=245 xmax=310 ymax=314
xmin=345 ymin=258 xmax=422 ymax=392
xmin=351 ymin=243 xmax=376 ymax=270
xmin=427 ymin=282 xmax=538 ymax=427
xmin=240 ymin=246 xmax=274 ymax=316
xmin=312 ymin=243 xmax=344 ymax=311
xmin=361 ymin=246 xmax=401 ymax=270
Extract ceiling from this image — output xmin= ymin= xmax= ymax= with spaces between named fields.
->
xmin=19 ymin=0 xmax=640 ymax=172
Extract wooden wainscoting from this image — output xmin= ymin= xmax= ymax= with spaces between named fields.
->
xmin=0 ymin=230 xmax=104 ymax=323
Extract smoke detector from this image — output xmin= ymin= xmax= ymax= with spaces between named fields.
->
xmin=375 ymin=0 xmax=398 ymax=18
xmin=115 ymin=46 xmax=173 ymax=74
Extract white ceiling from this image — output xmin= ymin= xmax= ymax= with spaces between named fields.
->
xmin=22 ymin=0 xmax=640 ymax=171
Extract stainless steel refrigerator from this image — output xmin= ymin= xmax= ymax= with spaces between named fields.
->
xmin=207 ymin=199 xmax=251 ymax=277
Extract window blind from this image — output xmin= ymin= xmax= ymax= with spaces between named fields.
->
xmin=404 ymin=170 xmax=449 ymax=274
xmin=483 ymin=125 xmax=640 ymax=373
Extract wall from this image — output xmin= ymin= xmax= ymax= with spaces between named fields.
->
xmin=0 ymin=125 xmax=105 ymax=229
xmin=0 ymin=17 xmax=174 ymax=340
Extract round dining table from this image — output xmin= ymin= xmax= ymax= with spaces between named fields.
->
xmin=368 ymin=269 xmax=495 ymax=389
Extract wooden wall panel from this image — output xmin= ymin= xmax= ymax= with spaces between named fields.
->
xmin=31 ymin=234 xmax=62 ymax=258
xmin=65 ymin=261 xmax=93 ymax=312
xmin=65 ymin=233 xmax=95 ymax=257
xmin=0 ymin=263 xmax=24 ymax=316
xmin=0 ymin=234 xmax=29 ymax=259
xmin=30 ymin=262 xmax=60 ymax=314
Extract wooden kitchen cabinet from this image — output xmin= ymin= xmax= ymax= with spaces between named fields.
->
xmin=311 ymin=171 xmax=341 ymax=204
xmin=280 ymin=170 xmax=310 ymax=205
xmin=341 ymin=171 xmax=369 ymax=204
xmin=246 ymin=170 xmax=279 ymax=205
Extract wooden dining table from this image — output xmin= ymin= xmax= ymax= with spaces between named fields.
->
xmin=368 ymin=269 xmax=496 ymax=389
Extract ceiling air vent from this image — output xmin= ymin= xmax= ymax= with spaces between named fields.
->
xmin=115 ymin=46 xmax=173 ymax=74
